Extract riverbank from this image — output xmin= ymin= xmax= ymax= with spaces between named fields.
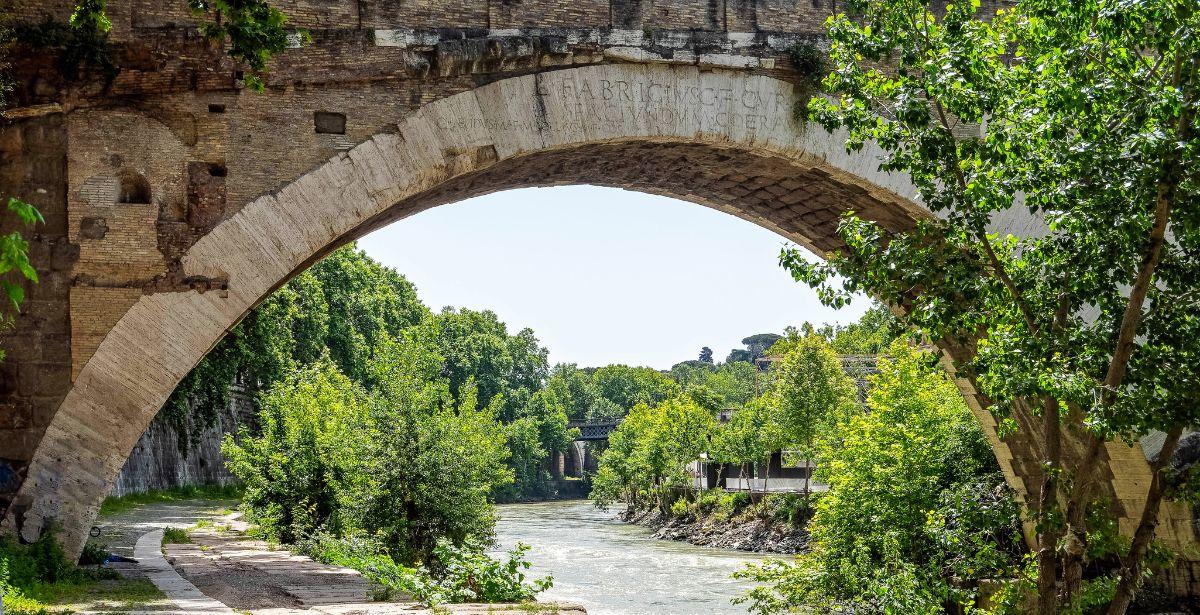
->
xmin=613 ymin=490 xmax=812 ymax=554
xmin=621 ymin=507 xmax=807 ymax=554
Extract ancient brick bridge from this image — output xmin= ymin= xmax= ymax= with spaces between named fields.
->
xmin=0 ymin=0 xmax=1194 ymax=577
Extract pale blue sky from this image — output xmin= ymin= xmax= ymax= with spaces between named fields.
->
xmin=359 ymin=185 xmax=868 ymax=370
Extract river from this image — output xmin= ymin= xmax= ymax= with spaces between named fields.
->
xmin=492 ymin=500 xmax=772 ymax=615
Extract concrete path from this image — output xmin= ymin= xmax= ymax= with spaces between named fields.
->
xmin=134 ymin=528 xmax=236 ymax=614
xmin=92 ymin=498 xmax=238 ymax=559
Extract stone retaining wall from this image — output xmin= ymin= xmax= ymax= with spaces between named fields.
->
xmin=109 ymin=389 xmax=254 ymax=497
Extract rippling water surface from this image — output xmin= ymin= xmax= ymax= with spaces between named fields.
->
xmin=492 ymin=500 xmax=771 ymax=615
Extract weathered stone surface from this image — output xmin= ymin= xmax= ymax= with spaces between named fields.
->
xmin=110 ymin=386 xmax=254 ymax=497
xmin=0 ymin=0 xmax=1192 ymax=581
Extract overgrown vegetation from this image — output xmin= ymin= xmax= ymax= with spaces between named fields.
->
xmin=588 ymin=310 xmax=1027 ymax=612
xmin=0 ymin=530 xmax=162 ymax=614
xmin=0 ymin=197 xmax=43 ymax=362
xmin=67 ymin=0 xmax=301 ymax=90
xmin=299 ymin=532 xmax=551 ymax=605
xmin=782 ymin=0 xmax=1200 ymax=611
xmin=11 ymin=17 xmax=116 ymax=81
xmin=591 ymin=332 xmax=858 ymax=514
xmin=161 ymin=527 xmax=192 ymax=544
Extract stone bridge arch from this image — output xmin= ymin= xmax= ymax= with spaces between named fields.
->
xmin=0 ymin=63 xmax=1190 ymax=558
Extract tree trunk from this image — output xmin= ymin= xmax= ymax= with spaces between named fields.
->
xmin=1106 ymin=426 xmax=1184 ymax=615
xmin=1036 ymin=398 xmax=1064 ymax=615
xmin=803 ymin=457 xmax=811 ymax=500
xmin=761 ymin=456 xmax=772 ymax=515
xmin=1062 ymin=435 xmax=1106 ymax=609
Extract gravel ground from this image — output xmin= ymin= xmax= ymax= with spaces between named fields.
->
xmin=90 ymin=498 xmax=238 ymax=560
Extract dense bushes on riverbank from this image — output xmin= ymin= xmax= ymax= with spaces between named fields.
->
xmin=589 ymin=320 xmax=1030 ymax=612
xmin=735 ymin=342 xmax=1024 ymax=614
xmin=591 ymin=332 xmax=855 ymax=515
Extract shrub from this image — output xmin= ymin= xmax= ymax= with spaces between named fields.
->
xmin=693 ymin=489 xmax=724 ymax=514
xmin=669 ymin=497 xmax=690 ymax=518
xmin=0 ymin=529 xmax=119 ymax=614
xmin=77 ymin=541 xmax=109 ymax=566
xmin=0 ymin=533 xmax=73 ymax=589
xmin=766 ymin=493 xmax=816 ymax=527
xmin=162 ymin=528 xmax=192 ymax=544
xmin=301 ymin=533 xmax=551 ymax=606
xmin=788 ymin=41 xmax=824 ymax=81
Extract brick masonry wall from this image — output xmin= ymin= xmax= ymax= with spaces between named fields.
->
xmin=0 ymin=115 xmax=73 ymax=518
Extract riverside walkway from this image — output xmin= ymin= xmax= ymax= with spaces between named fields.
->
xmin=90 ymin=499 xmax=585 ymax=614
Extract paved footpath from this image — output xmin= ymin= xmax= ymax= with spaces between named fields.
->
xmin=93 ymin=499 xmax=584 ymax=615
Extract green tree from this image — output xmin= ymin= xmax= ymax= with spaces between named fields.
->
xmin=0 ymin=197 xmax=42 ymax=363
xmin=221 ymin=361 xmax=369 ymax=544
xmin=314 ymin=246 xmax=427 ymax=382
xmin=783 ymin=1 xmax=1199 ymax=609
xmin=768 ymin=304 xmax=903 ymax=358
xmin=671 ymin=360 xmax=759 ymax=409
xmin=769 ymin=334 xmax=857 ymax=497
xmin=590 ymin=364 xmax=680 ymax=420
xmin=165 ymin=245 xmax=427 ymax=449
xmin=590 ymin=402 xmax=661 ymax=510
xmin=726 ymin=333 xmax=783 ymax=364
xmin=736 ymin=342 xmax=1020 ymax=613
xmin=421 ymin=308 xmax=548 ymax=422
xmin=699 ymin=346 xmax=714 ymax=363
xmin=496 ymin=389 xmax=579 ymax=499
xmin=668 ymin=360 xmax=716 ymax=389
xmin=543 ymin=363 xmax=604 ymax=421
xmin=590 ymin=395 xmax=716 ymax=512
xmin=223 ymin=329 xmax=512 ymax=564
xmin=713 ymin=395 xmax=786 ymax=497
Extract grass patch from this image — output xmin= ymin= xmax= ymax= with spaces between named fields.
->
xmin=99 ymin=484 xmax=242 ymax=517
xmin=2 ymin=530 xmax=163 ymax=614
xmin=161 ymin=528 xmax=191 ymax=544
xmin=16 ymin=577 xmax=165 ymax=612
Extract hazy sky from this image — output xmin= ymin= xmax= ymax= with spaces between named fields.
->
xmin=358 ymin=185 xmax=869 ymax=370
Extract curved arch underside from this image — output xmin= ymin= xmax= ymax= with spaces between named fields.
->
xmin=349 ymin=140 xmax=918 ymax=253
xmin=4 ymin=62 xmax=1189 ymax=557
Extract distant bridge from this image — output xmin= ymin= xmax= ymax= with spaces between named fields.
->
xmin=568 ymin=421 xmax=621 ymax=441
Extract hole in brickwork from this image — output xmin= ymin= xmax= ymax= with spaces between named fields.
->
xmin=79 ymin=217 xmax=108 ymax=240
xmin=208 ymin=162 xmax=227 ymax=177
xmin=314 ymin=111 xmax=347 ymax=135
xmin=208 ymin=103 xmax=226 ymax=113
xmin=117 ymin=172 xmax=151 ymax=204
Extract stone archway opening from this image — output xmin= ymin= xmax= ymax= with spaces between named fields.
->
xmin=3 ymin=62 xmax=1187 ymax=560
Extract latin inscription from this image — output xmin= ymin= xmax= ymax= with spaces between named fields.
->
xmin=434 ymin=75 xmax=791 ymax=136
